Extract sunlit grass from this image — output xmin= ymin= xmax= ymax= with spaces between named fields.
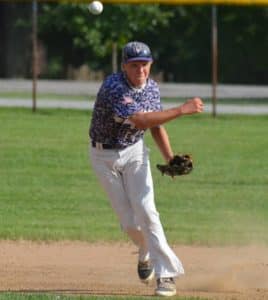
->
xmin=0 ymin=108 xmax=267 ymax=245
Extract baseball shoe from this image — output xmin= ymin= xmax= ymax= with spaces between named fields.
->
xmin=155 ymin=277 xmax=176 ymax=297
xmin=137 ymin=260 xmax=155 ymax=284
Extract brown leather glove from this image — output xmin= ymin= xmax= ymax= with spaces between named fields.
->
xmin=156 ymin=154 xmax=193 ymax=178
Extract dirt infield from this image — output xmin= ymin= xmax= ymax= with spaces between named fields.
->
xmin=0 ymin=241 xmax=267 ymax=300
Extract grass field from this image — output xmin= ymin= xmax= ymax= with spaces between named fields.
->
xmin=0 ymin=107 xmax=267 ymax=245
xmin=0 ymin=107 xmax=267 ymax=300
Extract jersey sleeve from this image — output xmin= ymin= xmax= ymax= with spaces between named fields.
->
xmin=112 ymin=94 xmax=140 ymax=119
xmin=103 ymin=82 xmax=141 ymax=119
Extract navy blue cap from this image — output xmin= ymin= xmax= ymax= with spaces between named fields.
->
xmin=122 ymin=41 xmax=153 ymax=64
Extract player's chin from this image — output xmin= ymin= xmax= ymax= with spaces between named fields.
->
xmin=134 ymin=77 xmax=147 ymax=86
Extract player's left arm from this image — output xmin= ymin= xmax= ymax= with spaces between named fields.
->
xmin=150 ymin=126 xmax=173 ymax=163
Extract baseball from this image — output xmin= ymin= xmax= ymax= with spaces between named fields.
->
xmin=88 ymin=1 xmax=103 ymax=15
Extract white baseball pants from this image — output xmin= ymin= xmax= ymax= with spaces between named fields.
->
xmin=89 ymin=139 xmax=184 ymax=279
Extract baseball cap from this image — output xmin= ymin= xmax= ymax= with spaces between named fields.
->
xmin=122 ymin=41 xmax=153 ymax=64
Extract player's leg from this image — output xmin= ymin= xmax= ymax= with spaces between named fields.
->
xmin=122 ymin=140 xmax=184 ymax=294
xmin=89 ymin=146 xmax=150 ymax=265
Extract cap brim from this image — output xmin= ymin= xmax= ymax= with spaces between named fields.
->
xmin=124 ymin=57 xmax=153 ymax=63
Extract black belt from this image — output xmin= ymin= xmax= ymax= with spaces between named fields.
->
xmin=91 ymin=141 xmax=124 ymax=150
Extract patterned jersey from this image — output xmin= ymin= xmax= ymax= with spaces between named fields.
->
xmin=89 ymin=72 xmax=162 ymax=148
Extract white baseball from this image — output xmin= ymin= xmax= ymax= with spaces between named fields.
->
xmin=88 ymin=1 xmax=103 ymax=15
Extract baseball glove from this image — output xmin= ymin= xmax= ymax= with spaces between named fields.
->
xmin=156 ymin=154 xmax=193 ymax=178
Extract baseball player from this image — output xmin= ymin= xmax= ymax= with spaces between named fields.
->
xmin=89 ymin=41 xmax=204 ymax=297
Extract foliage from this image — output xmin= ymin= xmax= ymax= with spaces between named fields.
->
xmin=38 ymin=3 xmax=173 ymax=75
xmin=36 ymin=4 xmax=268 ymax=83
xmin=148 ymin=5 xmax=212 ymax=82
xmin=1 ymin=3 xmax=267 ymax=82
xmin=219 ymin=6 xmax=268 ymax=83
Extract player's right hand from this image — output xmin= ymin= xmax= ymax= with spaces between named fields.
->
xmin=180 ymin=97 xmax=204 ymax=115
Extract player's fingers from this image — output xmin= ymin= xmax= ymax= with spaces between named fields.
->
xmin=193 ymin=98 xmax=204 ymax=112
xmin=198 ymin=102 xmax=204 ymax=112
xmin=181 ymin=97 xmax=204 ymax=114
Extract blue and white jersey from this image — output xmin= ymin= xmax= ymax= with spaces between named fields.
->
xmin=89 ymin=72 xmax=162 ymax=148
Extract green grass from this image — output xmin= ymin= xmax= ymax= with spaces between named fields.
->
xmin=0 ymin=293 xmax=206 ymax=300
xmin=0 ymin=108 xmax=267 ymax=245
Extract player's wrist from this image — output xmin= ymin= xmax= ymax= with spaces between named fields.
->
xmin=166 ymin=154 xmax=174 ymax=163
xmin=176 ymin=106 xmax=184 ymax=116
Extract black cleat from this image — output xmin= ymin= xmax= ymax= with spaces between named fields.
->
xmin=137 ymin=260 xmax=155 ymax=284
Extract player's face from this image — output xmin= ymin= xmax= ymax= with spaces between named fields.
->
xmin=123 ymin=61 xmax=152 ymax=87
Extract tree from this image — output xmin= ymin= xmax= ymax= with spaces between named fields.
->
xmin=2 ymin=3 xmax=267 ymax=83
xmin=144 ymin=5 xmax=211 ymax=82
xmin=218 ymin=6 xmax=268 ymax=84
xmin=38 ymin=3 xmax=173 ymax=77
xmin=0 ymin=3 xmax=32 ymax=77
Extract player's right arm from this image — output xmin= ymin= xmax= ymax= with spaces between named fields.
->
xmin=129 ymin=97 xmax=204 ymax=130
